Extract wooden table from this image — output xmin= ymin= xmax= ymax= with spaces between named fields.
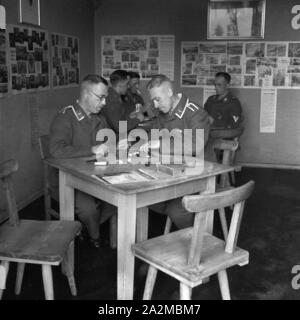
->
xmin=46 ymin=157 xmax=235 ymax=300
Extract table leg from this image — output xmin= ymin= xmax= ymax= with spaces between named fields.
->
xmin=136 ymin=207 xmax=149 ymax=242
xmin=204 ymin=175 xmax=216 ymax=234
xmin=202 ymin=175 xmax=216 ymax=285
xmin=59 ymin=171 xmax=75 ymax=273
xmin=117 ymin=194 xmax=137 ymax=300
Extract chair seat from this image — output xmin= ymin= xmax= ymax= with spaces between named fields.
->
xmin=0 ymin=220 xmax=81 ymax=264
xmin=132 ymin=228 xmax=248 ymax=286
xmin=210 ymin=127 xmax=244 ymax=139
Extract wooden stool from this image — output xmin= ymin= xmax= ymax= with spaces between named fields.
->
xmin=0 ymin=159 xmax=81 ymax=300
xmin=132 ymin=181 xmax=255 ymax=300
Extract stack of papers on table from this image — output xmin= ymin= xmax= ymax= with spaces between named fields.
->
xmin=93 ymin=169 xmax=157 ymax=184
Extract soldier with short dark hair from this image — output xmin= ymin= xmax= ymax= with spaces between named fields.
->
xmin=204 ymin=72 xmax=243 ymax=129
xmin=145 ymin=74 xmax=211 ymax=229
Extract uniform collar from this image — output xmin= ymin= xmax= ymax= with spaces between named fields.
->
xmin=75 ymin=100 xmax=103 ymax=123
xmin=69 ymin=101 xmax=86 ymax=121
xmin=169 ymin=93 xmax=188 ymax=116
xmin=215 ymin=91 xmax=232 ymax=102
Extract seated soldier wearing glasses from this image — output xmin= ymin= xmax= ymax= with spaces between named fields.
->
xmin=49 ymin=74 xmax=112 ymax=248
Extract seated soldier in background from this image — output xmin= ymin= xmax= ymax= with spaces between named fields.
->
xmin=102 ymin=69 xmax=143 ymax=136
xmin=127 ymin=71 xmax=144 ymax=106
xmin=49 ymin=74 xmax=112 ymax=248
xmin=143 ymin=74 xmax=211 ymax=229
xmin=204 ymin=72 xmax=243 ymax=129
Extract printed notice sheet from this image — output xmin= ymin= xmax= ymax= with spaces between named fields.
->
xmin=260 ymin=88 xmax=277 ymax=133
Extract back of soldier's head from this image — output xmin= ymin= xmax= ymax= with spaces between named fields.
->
xmin=80 ymin=74 xmax=108 ymax=94
xmin=110 ymin=69 xmax=128 ymax=86
xmin=146 ymin=74 xmax=173 ymax=91
xmin=128 ymin=71 xmax=140 ymax=80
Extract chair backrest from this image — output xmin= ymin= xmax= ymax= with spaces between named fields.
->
xmin=0 ymin=160 xmax=19 ymax=226
xmin=213 ymin=139 xmax=239 ymax=166
xmin=182 ymin=180 xmax=255 ymax=267
xmin=213 ymin=138 xmax=239 ymax=187
xmin=38 ymin=135 xmax=51 ymax=160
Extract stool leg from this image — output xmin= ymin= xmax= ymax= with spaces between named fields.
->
xmin=44 ymin=164 xmax=51 ymax=220
xmin=109 ymin=215 xmax=117 ymax=249
xmin=15 ymin=263 xmax=26 ymax=295
xmin=42 ymin=265 xmax=54 ymax=300
xmin=180 ymin=282 xmax=192 ymax=300
xmin=0 ymin=261 xmax=10 ymax=300
xmin=143 ymin=266 xmax=157 ymax=300
xmin=63 ymin=248 xmax=77 ymax=296
xmin=218 ymin=208 xmax=228 ymax=239
xmin=218 ymin=269 xmax=231 ymax=300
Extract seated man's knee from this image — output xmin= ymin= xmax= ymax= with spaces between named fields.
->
xmin=165 ymin=198 xmax=194 ymax=229
xmin=75 ymin=191 xmax=99 ymax=220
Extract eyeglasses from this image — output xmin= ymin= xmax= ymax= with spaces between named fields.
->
xmin=89 ymin=91 xmax=107 ymax=102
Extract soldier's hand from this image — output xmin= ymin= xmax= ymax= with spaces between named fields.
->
xmin=91 ymin=144 xmax=109 ymax=156
xmin=139 ymin=140 xmax=160 ymax=154
xmin=118 ymin=139 xmax=129 ymax=150
xmin=136 ymin=112 xmax=145 ymax=122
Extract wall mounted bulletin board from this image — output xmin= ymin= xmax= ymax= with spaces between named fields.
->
xmin=7 ymin=24 xmax=50 ymax=94
xmin=181 ymin=41 xmax=300 ymax=89
xmin=101 ymin=35 xmax=175 ymax=81
xmin=50 ymin=32 xmax=80 ymax=89
xmin=0 ymin=28 xmax=9 ymax=98
xmin=0 ymin=25 xmax=81 ymax=97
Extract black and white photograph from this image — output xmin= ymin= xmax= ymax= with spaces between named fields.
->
xmin=2 ymin=0 xmax=300 ymax=309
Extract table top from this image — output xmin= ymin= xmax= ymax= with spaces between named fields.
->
xmin=46 ymin=157 xmax=235 ymax=195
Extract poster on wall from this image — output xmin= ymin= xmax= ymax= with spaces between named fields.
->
xmin=0 ymin=28 xmax=9 ymax=98
xmin=7 ymin=24 xmax=50 ymax=95
xmin=50 ymin=32 xmax=80 ymax=89
xmin=101 ymin=35 xmax=175 ymax=80
xmin=181 ymin=41 xmax=244 ymax=87
xmin=181 ymin=41 xmax=300 ymax=89
xmin=260 ymin=88 xmax=277 ymax=133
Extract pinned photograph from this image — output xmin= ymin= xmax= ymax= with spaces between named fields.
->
xmin=266 ymin=43 xmax=287 ymax=57
xmin=288 ymin=43 xmax=300 ymax=58
xmin=273 ymin=68 xmax=286 ymax=86
xmin=246 ymin=43 xmax=265 ymax=57
xmin=205 ymin=54 xmax=219 ymax=65
xmin=229 ymin=55 xmax=241 ymax=65
xmin=244 ymin=75 xmax=256 ymax=86
xmin=227 ymin=65 xmax=242 ymax=74
xmin=182 ymin=75 xmax=197 ymax=86
xmin=227 ymin=42 xmax=243 ymax=55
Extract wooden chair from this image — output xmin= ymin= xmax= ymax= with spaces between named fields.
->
xmin=210 ymin=127 xmax=244 ymax=185
xmin=38 ymin=135 xmax=59 ymax=220
xmin=39 ymin=135 xmax=117 ymax=248
xmin=213 ymin=138 xmax=240 ymax=189
xmin=213 ymin=138 xmax=241 ymax=239
xmin=132 ymin=181 xmax=255 ymax=300
xmin=0 ymin=159 xmax=81 ymax=300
